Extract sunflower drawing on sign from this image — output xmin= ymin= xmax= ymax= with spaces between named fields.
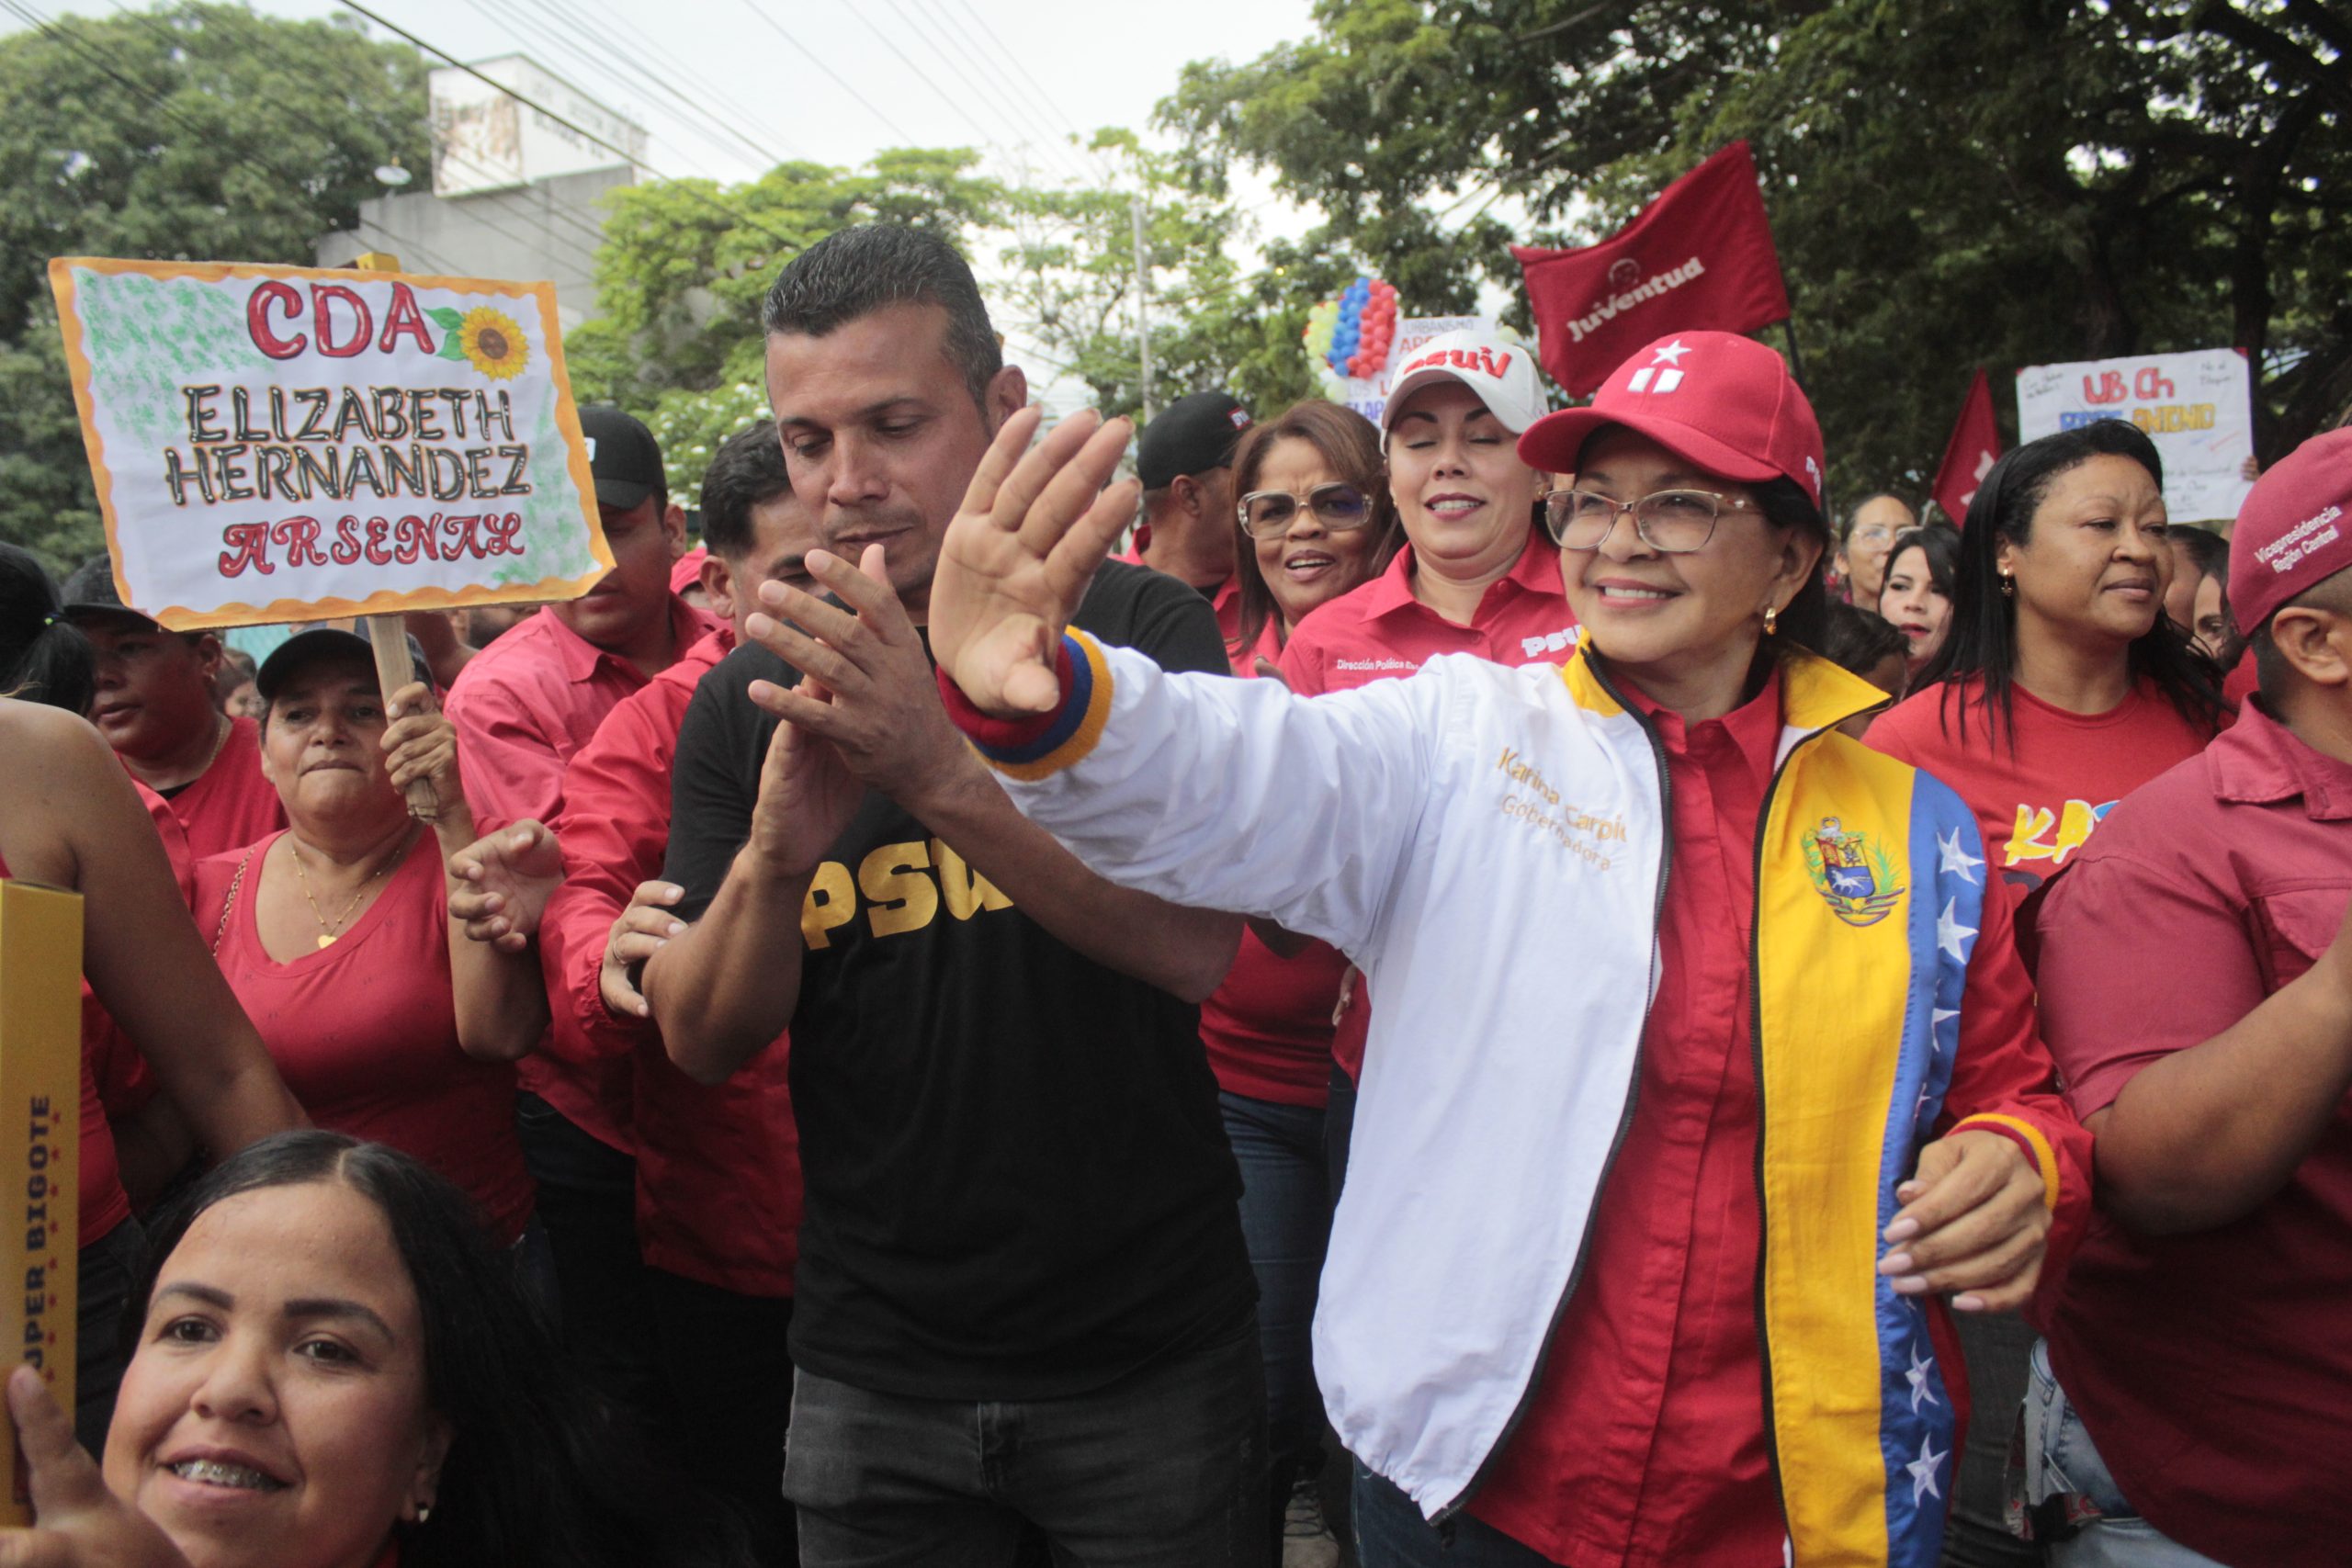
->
xmin=1802 ymin=817 xmax=1906 ymax=928
xmin=426 ymin=305 xmax=530 ymax=380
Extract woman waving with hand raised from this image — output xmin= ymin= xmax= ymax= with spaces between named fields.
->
xmin=910 ymin=335 xmax=2090 ymax=1568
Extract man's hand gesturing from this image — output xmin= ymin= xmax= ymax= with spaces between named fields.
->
xmin=925 ymin=406 xmax=1138 ymax=718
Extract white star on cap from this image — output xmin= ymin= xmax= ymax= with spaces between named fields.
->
xmin=1905 ymin=1345 xmax=1940 ymax=1413
xmin=1652 ymin=338 xmax=1690 ymax=365
xmin=1936 ymin=828 xmax=1984 ymax=886
xmin=1907 ymin=1435 xmax=1947 ymax=1506
xmin=1936 ymin=898 xmax=1976 ymax=963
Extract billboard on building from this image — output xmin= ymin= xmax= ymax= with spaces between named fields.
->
xmin=430 ymin=55 xmax=648 ymax=197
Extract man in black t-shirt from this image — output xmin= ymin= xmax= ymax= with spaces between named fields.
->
xmin=642 ymin=225 xmax=1264 ymax=1567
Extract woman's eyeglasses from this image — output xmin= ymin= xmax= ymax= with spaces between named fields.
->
xmin=1238 ymin=483 xmax=1374 ymax=539
xmin=1543 ymin=488 xmax=1760 ymax=554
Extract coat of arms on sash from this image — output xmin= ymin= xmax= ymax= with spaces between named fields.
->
xmin=1803 ymin=817 xmax=1906 ymax=928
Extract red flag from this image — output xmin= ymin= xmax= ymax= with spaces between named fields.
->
xmin=1932 ymin=369 xmax=2003 ymax=525
xmin=1512 ymin=142 xmax=1792 ymax=397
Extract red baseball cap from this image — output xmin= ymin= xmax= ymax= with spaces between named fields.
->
xmin=2229 ymin=427 xmax=2352 ymax=633
xmin=1518 ymin=331 xmax=1826 ymax=508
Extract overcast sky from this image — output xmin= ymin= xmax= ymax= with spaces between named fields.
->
xmin=26 ymin=0 xmax=1327 ymax=413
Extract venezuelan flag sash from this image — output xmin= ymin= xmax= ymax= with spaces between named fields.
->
xmin=1757 ymin=655 xmax=1984 ymax=1566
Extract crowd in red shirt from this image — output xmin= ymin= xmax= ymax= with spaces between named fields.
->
xmin=6 ymin=249 xmax=2349 ymax=1568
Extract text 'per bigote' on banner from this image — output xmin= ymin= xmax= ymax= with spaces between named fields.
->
xmin=46 ymin=257 xmax=612 ymax=631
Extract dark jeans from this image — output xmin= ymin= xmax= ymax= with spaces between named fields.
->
xmin=75 ymin=1216 xmax=144 ymax=1458
xmin=1940 ymin=1310 xmax=2042 ymax=1568
xmin=1220 ymin=1090 xmax=1332 ymax=1557
xmin=784 ymin=1313 xmax=1270 ymax=1568
xmin=648 ymin=1269 xmax=797 ymax=1565
xmin=1352 ymin=1464 xmax=1559 ymax=1567
xmin=514 ymin=1091 xmax=657 ymax=1420
xmin=1321 ymin=1065 xmax=1361 ymax=1561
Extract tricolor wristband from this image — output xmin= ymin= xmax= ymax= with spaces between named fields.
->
xmin=936 ymin=636 xmax=1080 ymax=753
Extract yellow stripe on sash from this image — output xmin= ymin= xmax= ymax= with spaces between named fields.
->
xmin=1755 ymin=736 xmax=1920 ymax=1566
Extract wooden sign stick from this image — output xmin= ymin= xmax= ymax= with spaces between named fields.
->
xmin=352 ymin=250 xmax=440 ymax=822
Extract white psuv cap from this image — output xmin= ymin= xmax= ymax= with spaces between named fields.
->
xmin=1381 ymin=327 xmax=1549 ymax=440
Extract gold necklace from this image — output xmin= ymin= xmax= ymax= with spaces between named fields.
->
xmin=288 ymin=827 xmax=414 ymax=949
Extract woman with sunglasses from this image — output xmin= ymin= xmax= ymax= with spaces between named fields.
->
xmin=1228 ymin=401 xmax=1404 ymax=670
xmin=915 ymin=331 xmax=2089 ymax=1568
xmin=1206 ymin=398 xmax=1403 ymax=1554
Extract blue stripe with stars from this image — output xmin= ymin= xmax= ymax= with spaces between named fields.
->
xmin=1874 ymin=771 xmax=1986 ymax=1567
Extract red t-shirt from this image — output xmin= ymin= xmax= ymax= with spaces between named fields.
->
xmin=1194 ymin=642 xmax=1350 ymax=1107
xmin=2032 ymin=701 xmax=2352 ymax=1564
xmin=445 ymin=596 xmax=721 ymax=1150
xmin=1866 ymin=677 xmax=2213 ymax=906
xmin=140 ymin=716 xmax=284 ymax=863
xmin=1473 ymin=672 xmax=2084 ymax=1565
xmin=540 ymin=629 xmax=802 ymax=1297
xmin=192 ymin=831 xmax=534 ymax=1244
xmin=1282 ymin=529 xmax=1578 ymax=1078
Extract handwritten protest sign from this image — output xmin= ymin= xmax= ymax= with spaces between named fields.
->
xmin=2014 ymin=347 xmax=2256 ymax=524
xmin=47 ymin=258 xmax=611 ymax=630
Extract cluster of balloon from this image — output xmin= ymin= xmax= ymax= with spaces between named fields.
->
xmin=1303 ymin=276 xmax=1399 ymax=381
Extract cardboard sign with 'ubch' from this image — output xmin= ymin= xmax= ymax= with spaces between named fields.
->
xmin=46 ymin=257 xmax=613 ymax=631
xmin=1512 ymin=141 xmax=1792 ymax=397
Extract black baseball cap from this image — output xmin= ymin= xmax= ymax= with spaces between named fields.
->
xmin=255 ymin=627 xmax=436 ymax=702
xmin=57 ymin=555 xmax=162 ymax=630
xmin=580 ymin=405 xmax=666 ymax=511
xmin=1137 ymin=391 xmax=1252 ymax=491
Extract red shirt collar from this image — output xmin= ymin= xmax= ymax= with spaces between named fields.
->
xmin=537 ymin=595 xmax=718 ymax=685
xmin=2212 ymin=697 xmax=2352 ymax=821
xmin=1616 ymin=660 xmax=1787 ymax=786
xmin=1363 ymin=527 xmax=1561 ymax=626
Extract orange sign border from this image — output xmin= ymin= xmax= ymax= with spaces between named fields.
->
xmin=46 ymin=255 xmax=615 ymax=632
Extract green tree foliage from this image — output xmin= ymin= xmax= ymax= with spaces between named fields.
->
xmin=994 ymin=130 xmax=1329 ymax=423
xmin=571 ymin=140 xmax=1327 ymax=504
xmin=1159 ymin=0 xmax=2352 ymax=506
xmin=0 ymin=2 xmax=429 ymax=573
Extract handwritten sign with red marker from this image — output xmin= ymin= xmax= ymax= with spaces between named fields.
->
xmin=47 ymin=257 xmax=611 ymax=630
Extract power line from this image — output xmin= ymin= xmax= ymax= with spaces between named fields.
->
xmin=336 ymin=0 xmax=799 ymax=250
xmin=572 ymin=0 xmax=813 ymax=170
xmin=843 ymin=5 xmax=1027 ymax=175
xmin=728 ymin=0 xmax=921 ymax=152
xmin=946 ymin=0 xmax=1094 ymax=148
xmin=891 ymin=0 xmax=1094 ymax=187
xmin=479 ymin=0 xmax=796 ymax=175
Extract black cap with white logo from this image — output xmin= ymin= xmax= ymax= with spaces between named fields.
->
xmin=1136 ymin=391 xmax=1253 ymax=491
xmin=579 ymin=405 xmax=666 ymax=511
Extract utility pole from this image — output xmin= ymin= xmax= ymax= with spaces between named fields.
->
xmin=1130 ymin=195 xmax=1155 ymax=422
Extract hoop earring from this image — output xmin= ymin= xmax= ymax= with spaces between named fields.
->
xmin=1998 ymin=572 xmax=2016 ymax=598
xmin=1762 ymin=604 xmax=1780 ymax=637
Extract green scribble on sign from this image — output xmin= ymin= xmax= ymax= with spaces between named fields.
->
xmin=74 ymin=269 xmax=257 ymax=453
